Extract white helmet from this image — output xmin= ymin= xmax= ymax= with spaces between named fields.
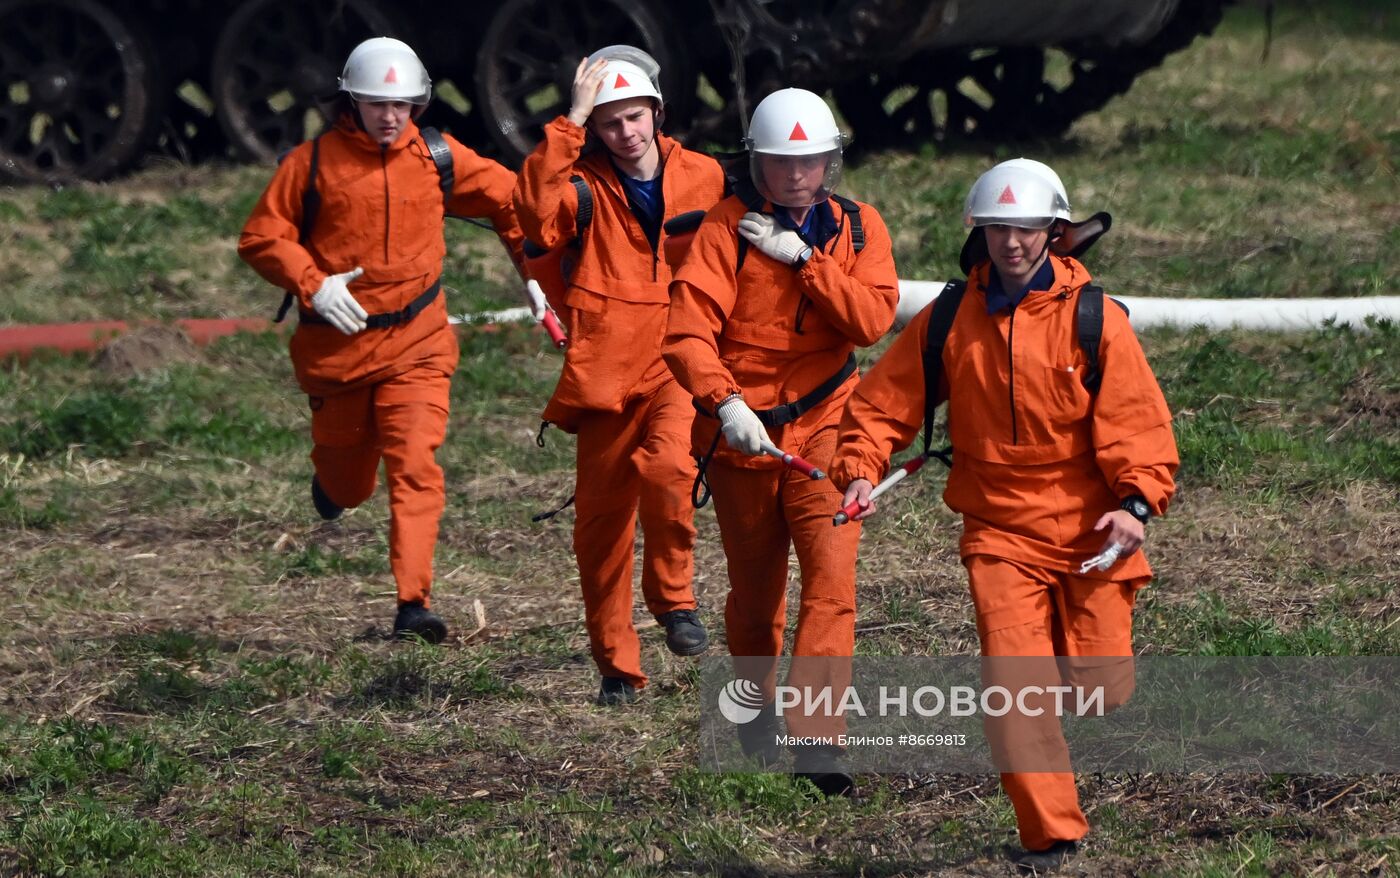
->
xmin=745 ymin=88 xmax=843 ymax=155
xmin=963 ymin=158 xmax=1071 ymax=229
xmin=339 ymin=37 xmax=431 ymax=105
xmin=745 ymin=88 xmax=846 ymax=208
xmin=587 ymin=45 xmax=662 ymax=106
xmin=593 ymin=59 xmax=662 ymax=108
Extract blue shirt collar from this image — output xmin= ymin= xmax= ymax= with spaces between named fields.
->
xmin=773 ymin=200 xmax=838 ymax=249
xmin=986 ymin=258 xmax=1056 ymax=314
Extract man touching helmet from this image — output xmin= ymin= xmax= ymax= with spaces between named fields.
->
xmin=239 ymin=37 xmax=527 ymax=644
xmin=513 ymin=46 xmax=726 ymax=706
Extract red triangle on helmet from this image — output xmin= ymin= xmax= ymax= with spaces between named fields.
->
xmin=384 ymin=66 xmax=398 ymax=84
xmin=614 ymin=73 xmax=631 ymax=89
xmin=997 ymin=185 xmax=1017 ymax=205
xmin=789 ymin=122 xmax=808 ymax=141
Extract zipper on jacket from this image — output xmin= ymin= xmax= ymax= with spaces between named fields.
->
xmin=380 ymin=145 xmax=390 ymax=264
xmin=1006 ymin=305 xmax=1019 ymax=444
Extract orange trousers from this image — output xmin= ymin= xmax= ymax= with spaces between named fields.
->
xmin=965 ymin=554 xmax=1143 ymax=851
xmin=308 ymin=366 xmax=451 ymax=608
xmin=707 ymin=427 xmax=860 ymax=738
xmin=573 ymin=378 xmax=698 ymax=688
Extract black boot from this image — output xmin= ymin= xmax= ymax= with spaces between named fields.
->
xmin=736 ymin=703 xmax=785 ymax=768
xmin=393 ymin=602 xmax=447 ymax=644
xmin=597 ymin=676 xmax=639 ymax=706
xmin=311 ymin=475 xmax=343 ymax=521
xmin=1013 ymin=840 xmax=1079 ymax=874
xmin=655 ymin=609 xmax=708 ymax=656
xmin=791 ymin=744 xmax=855 ymax=798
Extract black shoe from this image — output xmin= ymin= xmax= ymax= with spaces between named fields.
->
xmin=792 ymin=744 xmax=855 ymax=798
xmin=1013 ymin=840 xmax=1079 ymax=874
xmin=311 ymin=475 xmax=343 ymax=521
xmin=596 ymin=676 xmax=639 ymax=706
xmin=736 ymin=704 xmax=785 ymax=768
xmin=393 ymin=602 xmax=447 ymax=644
xmin=655 ymin=609 xmax=708 ymax=656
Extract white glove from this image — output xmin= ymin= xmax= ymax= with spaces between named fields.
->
xmin=523 ymin=279 xmax=549 ymax=321
xmin=737 ymin=212 xmax=809 ymax=266
xmin=311 ymin=267 xmax=368 ymax=335
xmin=716 ymin=395 xmax=771 ymax=457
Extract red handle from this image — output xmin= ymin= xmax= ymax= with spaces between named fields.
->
xmin=540 ymin=310 xmax=568 ymax=349
xmin=781 ymin=451 xmax=824 ymax=480
xmin=833 ymin=498 xmax=861 ymax=526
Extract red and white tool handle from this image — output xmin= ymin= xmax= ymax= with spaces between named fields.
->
xmin=833 ymin=454 xmax=928 ymax=525
xmin=759 ymin=440 xmax=825 ymax=480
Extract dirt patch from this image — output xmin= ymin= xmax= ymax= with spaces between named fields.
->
xmin=93 ymin=324 xmax=200 ymax=377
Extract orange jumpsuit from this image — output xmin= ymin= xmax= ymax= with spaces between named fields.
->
xmin=239 ymin=115 xmax=525 ymax=609
xmin=664 ymin=193 xmax=898 ymax=732
xmin=513 ymin=117 xmax=725 ymax=688
xmin=831 ymin=255 xmax=1177 ymax=850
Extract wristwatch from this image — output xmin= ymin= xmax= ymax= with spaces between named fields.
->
xmin=1119 ymin=495 xmax=1152 ymax=525
xmin=793 ymin=245 xmax=814 ymax=268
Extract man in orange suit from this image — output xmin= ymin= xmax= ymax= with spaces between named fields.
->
xmin=239 ymin=37 xmax=525 ymax=643
xmin=832 ymin=158 xmax=1177 ymax=872
xmin=663 ymin=88 xmax=898 ymax=794
xmin=513 ymin=47 xmax=725 ymax=705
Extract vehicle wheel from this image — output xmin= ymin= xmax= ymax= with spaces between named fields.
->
xmin=475 ymin=0 xmax=691 ymax=164
xmin=834 ymin=48 xmax=1059 ymax=152
xmin=0 ymin=0 xmax=163 ymax=183
xmin=837 ymin=0 xmax=1228 ymax=153
xmin=210 ymin=0 xmax=396 ymax=163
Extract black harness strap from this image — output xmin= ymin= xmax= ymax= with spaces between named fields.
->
xmin=732 ymin=178 xmax=766 ymax=274
xmin=732 ymin=189 xmax=866 ymax=276
xmin=920 ymin=281 xmax=967 ymax=464
xmin=691 ymin=428 xmax=722 ymax=509
xmin=692 ymin=352 xmax=856 ymax=428
xmin=277 ymin=128 xmax=467 ymax=323
xmin=1076 ymin=284 xmax=1128 ymax=393
xmin=689 ymin=352 xmax=857 ymax=508
xmin=831 ymin=194 xmax=865 ymax=253
xmin=531 ymin=493 xmax=576 ymax=522
xmin=918 ymin=280 xmax=1128 ymax=465
xmin=421 ymin=126 xmax=454 ymax=205
xmin=756 ymin=352 xmax=857 ymax=429
xmin=297 ymin=279 xmax=443 ymax=329
xmin=1077 ymin=284 xmax=1106 ymax=393
xmin=275 ymin=134 xmax=327 ymax=323
xmin=571 ymin=175 xmax=593 ymax=237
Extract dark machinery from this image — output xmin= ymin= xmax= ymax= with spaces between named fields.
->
xmin=0 ymin=0 xmax=1230 ymax=183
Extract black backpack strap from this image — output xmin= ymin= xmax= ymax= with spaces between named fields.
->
xmin=570 ymin=175 xmax=593 ymax=238
xmin=297 ymin=134 xmax=323 ymax=244
xmin=1077 ymin=284 xmax=1104 ymax=392
xmin=1076 ymin=284 xmax=1129 ymax=393
xmin=419 ymin=126 xmax=454 ymax=208
xmin=921 ymin=280 xmax=967 ymax=459
xmin=731 ymin=178 xmax=765 ymax=274
xmin=275 ymin=135 xmax=324 ymax=323
xmin=830 ymin=194 xmax=864 ymax=253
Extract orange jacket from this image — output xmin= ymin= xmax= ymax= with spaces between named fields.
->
xmin=664 ymin=194 xmax=899 ymax=468
xmin=831 ymin=256 xmax=1178 ymax=578
xmin=239 ymin=116 xmax=526 ymax=396
xmin=513 ymin=117 xmax=725 ymax=429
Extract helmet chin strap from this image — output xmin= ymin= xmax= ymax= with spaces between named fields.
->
xmin=1019 ymin=219 xmax=1062 ymax=272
